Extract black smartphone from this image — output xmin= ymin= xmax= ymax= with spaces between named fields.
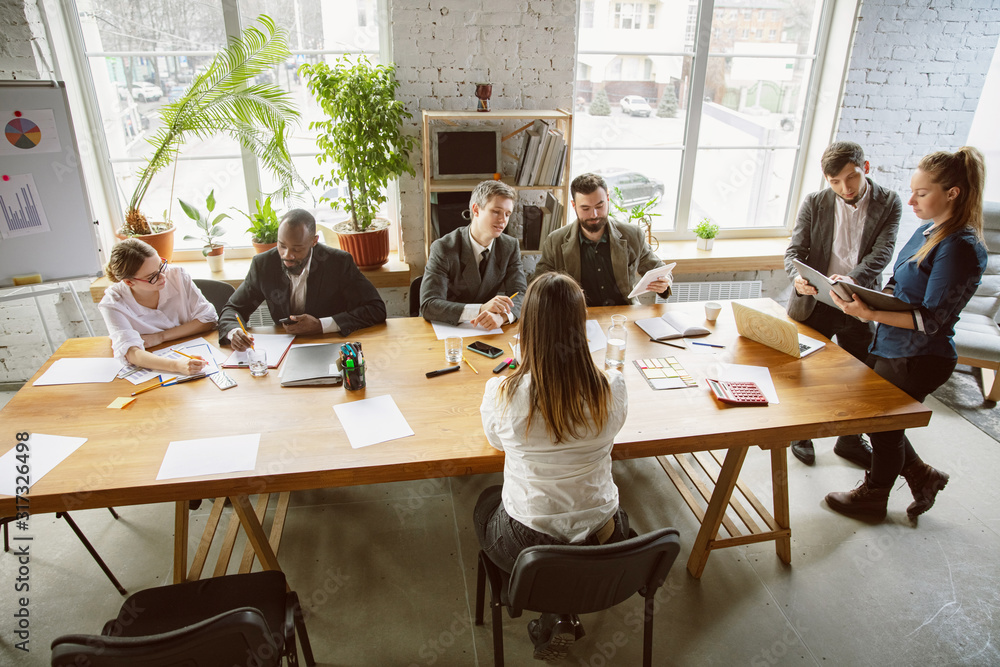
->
xmin=279 ymin=317 xmax=293 ymax=325
xmin=467 ymin=341 xmax=503 ymax=358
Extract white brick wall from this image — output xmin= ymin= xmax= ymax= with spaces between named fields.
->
xmin=837 ymin=0 xmax=1000 ymax=195
xmin=392 ymin=0 xmax=579 ymax=269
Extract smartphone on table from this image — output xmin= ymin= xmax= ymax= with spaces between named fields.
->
xmin=467 ymin=340 xmax=503 ymax=358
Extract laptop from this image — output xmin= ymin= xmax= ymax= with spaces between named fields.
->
xmin=731 ymin=301 xmax=826 ymax=358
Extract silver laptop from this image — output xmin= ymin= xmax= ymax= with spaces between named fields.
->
xmin=732 ymin=301 xmax=826 ymax=358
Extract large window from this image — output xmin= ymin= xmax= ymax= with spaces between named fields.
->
xmin=575 ymin=0 xmax=830 ymax=237
xmin=72 ymin=0 xmax=382 ymax=253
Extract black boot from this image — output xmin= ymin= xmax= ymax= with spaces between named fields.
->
xmin=527 ymin=613 xmax=581 ymax=661
xmin=833 ymin=434 xmax=873 ymax=469
xmin=790 ymin=440 xmax=815 ymax=465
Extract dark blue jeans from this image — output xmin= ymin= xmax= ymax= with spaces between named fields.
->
xmin=866 ymin=354 xmax=956 ymax=488
xmin=473 ymin=485 xmax=630 ymax=574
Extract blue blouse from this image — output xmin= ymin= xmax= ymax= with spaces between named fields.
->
xmin=871 ymin=222 xmax=987 ymax=360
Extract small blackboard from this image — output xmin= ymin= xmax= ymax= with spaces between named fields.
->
xmin=431 ymin=128 xmax=500 ymax=180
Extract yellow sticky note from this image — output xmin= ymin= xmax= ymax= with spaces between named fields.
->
xmin=107 ymin=397 xmax=137 ymax=409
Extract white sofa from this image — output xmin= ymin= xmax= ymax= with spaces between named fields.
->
xmin=954 ymin=201 xmax=1000 ymax=401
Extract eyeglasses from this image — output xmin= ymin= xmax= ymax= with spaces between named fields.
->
xmin=133 ymin=258 xmax=167 ymax=285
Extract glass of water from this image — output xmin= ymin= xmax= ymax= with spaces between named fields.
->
xmin=247 ymin=347 xmax=268 ymax=377
xmin=444 ymin=336 xmax=463 ymax=364
xmin=605 ymin=314 xmax=627 ymax=369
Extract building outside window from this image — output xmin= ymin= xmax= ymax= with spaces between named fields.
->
xmin=70 ymin=0 xmax=382 ymax=253
xmin=575 ymin=0 xmax=829 ymax=236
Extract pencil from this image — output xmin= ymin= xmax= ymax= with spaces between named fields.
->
xmin=174 ymin=349 xmax=201 ymax=360
xmin=509 ymin=292 xmax=519 ymax=299
xmin=130 ymin=376 xmax=176 ymax=397
xmin=235 ymin=313 xmax=254 ymax=349
xmin=462 ymin=355 xmax=479 ymax=375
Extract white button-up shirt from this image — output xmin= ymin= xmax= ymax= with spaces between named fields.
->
xmin=480 ymin=370 xmax=628 ymax=543
xmin=286 ymin=249 xmax=339 ymax=333
xmin=828 ymin=179 xmax=871 ymax=278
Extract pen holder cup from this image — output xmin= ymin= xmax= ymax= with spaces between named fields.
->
xmin=342 ymin=358 xmax=366 ymax=391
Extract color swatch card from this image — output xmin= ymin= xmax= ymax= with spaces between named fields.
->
xmin=633 ymin=357 xmax=698 ymax=391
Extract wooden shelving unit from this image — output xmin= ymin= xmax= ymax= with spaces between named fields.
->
xmin=421 ymin=109 xmax=573 ymax=258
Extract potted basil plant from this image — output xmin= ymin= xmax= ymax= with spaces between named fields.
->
xmin=694 ymin=217 xmax=720 ymax=251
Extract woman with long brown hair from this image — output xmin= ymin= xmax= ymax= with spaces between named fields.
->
xmin=474 ymin=272 xmax=630 ymax=661
xmin=829 ymin=146 xmax=988 ymax=520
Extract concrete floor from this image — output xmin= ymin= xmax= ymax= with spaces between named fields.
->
xmin=1 ymin=388 xmax=998 ymax=666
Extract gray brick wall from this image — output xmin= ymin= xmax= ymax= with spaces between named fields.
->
xmin=837 ymin=0 xmax=1000 ymax=197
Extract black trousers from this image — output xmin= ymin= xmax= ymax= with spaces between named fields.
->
xmin=802 ymin=302 xmax=874 ymax=362
xmin=866 ymin=354 xmax=956 ymax=488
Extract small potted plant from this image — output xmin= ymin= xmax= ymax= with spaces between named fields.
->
xmin=238 ymin=196 xmax=280 ymax=254
xmin=180 ymin=190 xmax=230 ymax=272
xmin=299 ymin=55 xmax=418 ymax=269
xmin=694 ymin=217 xmax=719 ymax=251
xmin=611 ymin=187 xmax=660 ymax=251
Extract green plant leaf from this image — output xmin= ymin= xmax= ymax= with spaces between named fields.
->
xmin=206 ymin=190 xmax=216 ymax=213
xmin=178 ymin=198 xmax=200 ymax=221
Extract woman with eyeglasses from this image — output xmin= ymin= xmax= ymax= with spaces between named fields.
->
xmin=475 ymin=272 xmax=631 ymax=661
xmin=99 ymin=238 xmax=217 ymax=375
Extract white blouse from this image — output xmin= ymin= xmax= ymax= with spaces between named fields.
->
xmin=480 ymin=370 xmax=628 ymax=543
xmin=99 ymin=265 xmax=218 ymax=364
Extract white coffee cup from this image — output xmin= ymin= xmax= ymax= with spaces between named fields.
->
xmin=704 ymin=301 xmax=722 ymax=322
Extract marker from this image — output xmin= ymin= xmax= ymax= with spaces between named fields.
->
xmin=463 ymin=355 xmax=479 ymax=375
xmin=493 ymin=357 xmax=512 ymax=373
xmin=426 ymin=366 xmax=461 ymax=378
xmin=692 ymin=341 xmax=725 ymax=349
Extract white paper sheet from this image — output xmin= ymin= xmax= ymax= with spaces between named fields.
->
xmin=333 ymin=395 xmax=414 ymax=449
xmin=223 ymin=334 xmax=295 ymax=368
xmin=431 ymin=321 xmax=503 ymax=340
xmin=156 ymin=433 xmax=261 ymax=480
xmin=33 ymin=358 xmax=123 ymax=386
xmin=0 ymin=434 xmax=87 ymax=495
xmin=718 ymin=364 xmax=779 ymax=404
xmin=586 ymin=319 xmax=607 ymax=353
xmin=627 ymin=262 xmax=676 ymax=299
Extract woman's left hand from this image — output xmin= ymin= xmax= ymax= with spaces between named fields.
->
xmin=830 ymin=291 xmax=873 ymax=323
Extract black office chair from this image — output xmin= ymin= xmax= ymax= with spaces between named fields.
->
xmin=51 ymin=570 xmax=315 ymax=667
xmin=193 ymin=278 xmax=236 ymax=318
xmin=475 ymin=527 xmax=681 ymax=667
xmin=409 ymin=275 xmax=422 ymax=318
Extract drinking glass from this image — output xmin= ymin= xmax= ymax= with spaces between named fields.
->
xmin=605 ymin=314 xmax=627 ymax=369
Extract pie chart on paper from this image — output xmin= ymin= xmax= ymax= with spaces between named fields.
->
xmin=5 ymin=117 xmax=42 ymax=149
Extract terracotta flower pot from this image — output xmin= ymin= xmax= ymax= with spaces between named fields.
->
xmin=252 ymin=241 xmax=277 ymax=254
xmin=334 ymin=218 xmax=390 ymax=270
xmin=115 ymin=225 xmax=176 ymax=261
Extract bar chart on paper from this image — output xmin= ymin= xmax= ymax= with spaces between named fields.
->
xmin=0 ymin=173 xmax=50 ymax=239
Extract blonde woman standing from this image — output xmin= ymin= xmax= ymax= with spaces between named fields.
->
xmin=829 ymin=147 xmax=988 ymax=520
xmin=99 ymin=238 xmax=217 ymax=375
xmin=475 ymin=272 xmax=630 ymax=661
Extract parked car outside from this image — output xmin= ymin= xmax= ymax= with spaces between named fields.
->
xmin=597 ymin=169 xmax=664 ymax=206
xmin=620 ymin=95 xmax=653 ymax=117
xmin=131 ymin=82 xmax=163 ymax=102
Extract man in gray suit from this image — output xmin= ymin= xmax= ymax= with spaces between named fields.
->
xmin=420 ymin=180 xmax=526 ymax=328
xmin=535 ymin=173 xmax=671 ymax=305
xmin=784 ymin=141 xmax=902 ymax=466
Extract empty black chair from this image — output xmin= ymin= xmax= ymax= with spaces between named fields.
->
xmin=51 ymin=570 xmax=314 ymax=667
xmin=193 ymin=278 xmax=236 ymax=318
xmin=475 ymin=527 xmax=681 ymax=667
xmin=409 ymin=274 xmax=423 ymax=318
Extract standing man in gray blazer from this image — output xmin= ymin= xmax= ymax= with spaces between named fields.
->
xmin=420 ymin=180 xmax=527 ymax=328
xmin=784 ymin=141 xmax=902 ymax=467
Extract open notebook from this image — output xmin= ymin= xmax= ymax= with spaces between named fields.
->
xmin=635 ymin=311 xmax=710 ymax=341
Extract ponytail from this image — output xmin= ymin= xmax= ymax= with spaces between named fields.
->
xmin=913 ymin=146 xmax=985 ymax=265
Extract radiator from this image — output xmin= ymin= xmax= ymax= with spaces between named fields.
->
xmin=657 ymin=280 xmax=762 ymax=304
xmin=248 ymin=304 xmax=275 ymax=327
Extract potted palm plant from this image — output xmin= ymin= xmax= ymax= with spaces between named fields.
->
xmin=238 ymin=196 xmax=280 ymax=254
xmin=180 ymin=190 xmax=229 ymax=272
xmin=119 ymin=15 xmax=302 ymax=260
xmin=299 ymin=55 xmax=418 ymax=269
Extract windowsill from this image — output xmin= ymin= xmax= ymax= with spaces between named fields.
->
xmin=657 ymin=236 xmax=790 ymax=274
xmin=90 ymin=254 xmax=411 ymax=303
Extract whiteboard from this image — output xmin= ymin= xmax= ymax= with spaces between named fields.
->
xmin=0 ymin=81 xmax=102 ymax=287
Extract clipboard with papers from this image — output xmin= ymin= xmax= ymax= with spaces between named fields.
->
xmin=791 ymin=260 xmax=915 ymax=312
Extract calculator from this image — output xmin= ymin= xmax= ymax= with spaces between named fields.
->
xmin=706 ymin=379 xmax=768 ymax=406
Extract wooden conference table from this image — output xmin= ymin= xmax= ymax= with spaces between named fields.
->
xmin=0 ymin=299 xmax=931 ymax=579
